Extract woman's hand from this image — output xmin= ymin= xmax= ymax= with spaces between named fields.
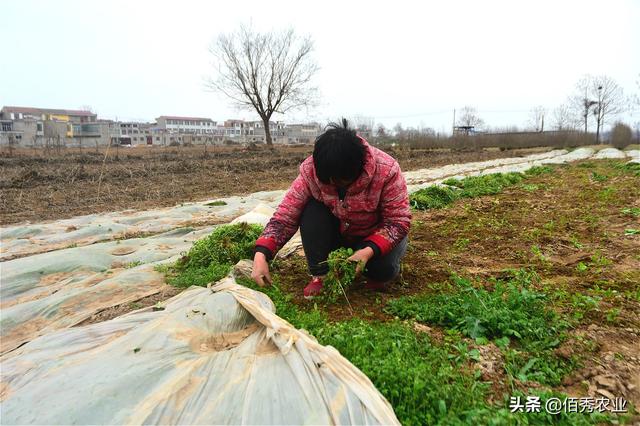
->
xmin=347 ymin=247 xmax=375 ymax=275
xmin=251 ymin=252 xmax=272 ymax=287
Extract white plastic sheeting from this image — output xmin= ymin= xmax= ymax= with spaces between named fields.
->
xmin=0 ymin=226 xmax=217 ymax=354
xmin=1 ymin=190 xmax=285 ymax=261
xmin=0 ymin=277 xmax=400 ymax=425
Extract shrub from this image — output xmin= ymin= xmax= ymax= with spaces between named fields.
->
xmin=610 ymin=122 xmax=632 ymax=149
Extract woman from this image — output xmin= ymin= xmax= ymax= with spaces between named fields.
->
xmin=251 ymin=119 xmax=411 ymax=299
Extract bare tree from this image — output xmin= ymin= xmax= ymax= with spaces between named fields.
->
xmin=393 ymin=123 xmax=404 ymax=138
xmin=79 ymin=105 xmax=95 ymax=114
xmin=551 ymin=104 xmax=575 ymax=130
xmin=570 ymin=75 xmax=627 ymax=142
xmin=456 ymin=106 xmax=484 ymax=129
xmin=207 ymin=25 xmax=319 ymax=146
xmin=375 ymin=123 xmax=387 ymax=138
xmin=527 ymin=105 xmax=546 ymax=132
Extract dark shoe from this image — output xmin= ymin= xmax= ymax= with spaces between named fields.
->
xmin=303 ymin=276 xmax=324 ymax=300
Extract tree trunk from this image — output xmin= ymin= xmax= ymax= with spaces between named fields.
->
xmin=262 ymin=116 xmax=273 ymax=146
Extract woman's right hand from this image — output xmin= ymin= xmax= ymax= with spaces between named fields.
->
xmin=251 ymin=252 xmax=272 ymax=287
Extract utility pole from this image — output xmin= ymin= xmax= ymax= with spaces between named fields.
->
xmin=595 ymin=85 xmax=603 ymax=144
xmin=452 ymin=109 xmax=456 ymax=136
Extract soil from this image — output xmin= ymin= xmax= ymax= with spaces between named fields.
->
xmin=0 ymin=144 xmax=550 ymax=225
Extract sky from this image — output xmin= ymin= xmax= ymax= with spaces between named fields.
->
xmin=1 ymin=0 xmax=638 ymax=134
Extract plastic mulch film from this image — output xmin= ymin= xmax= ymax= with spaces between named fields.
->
xmin=0 ymin=276 xmax=400 ymax=425
xmin=0 ymin=226 xmax=216 ymax=355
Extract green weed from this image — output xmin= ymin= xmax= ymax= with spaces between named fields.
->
xmin=205 ymin=200 xmax=228 ymax=206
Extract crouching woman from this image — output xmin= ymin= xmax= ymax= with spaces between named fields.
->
xmin=251 ymin=119 xmax=411 ymax=299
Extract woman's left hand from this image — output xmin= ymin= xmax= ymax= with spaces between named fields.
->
xmin=348 ymin=247 xmax=375 ymax=275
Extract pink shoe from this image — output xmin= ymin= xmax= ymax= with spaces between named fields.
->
xmin=364 ymin=279 xmax=388 ymax=292
xmin=303 ymin=276 xmax=324 ymax=300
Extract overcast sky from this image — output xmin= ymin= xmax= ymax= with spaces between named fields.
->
xmin=1 ymin=0 xmax=638 ymax=133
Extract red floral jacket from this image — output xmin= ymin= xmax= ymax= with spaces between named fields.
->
xmin=255 ymin=138 xmax=411 ymax=257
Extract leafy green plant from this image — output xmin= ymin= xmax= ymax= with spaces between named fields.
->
xmin=621 ymin=207 xmax=640 ymax=217
xmin=576 ymin=262 xmax=588 ymax=273
xmin=386 ymin=271 xmax=557 ymax=342
xmin=445 ymin=172 xmax=525 ymax=198
xmin=160 ymin=223 xmax=263 ymax=288
xmin=524 ymin=165 xmax=554 ymax=176
xmin=410 ymin=185 xmax=459 ymax=210
xmin=570 ymin=294 xmax=601 ymax=322
xmin=322 ymin=247 xmax=360 ymax=304
xmin=385 ymin=270 xmax=576 ymax=386
xmin=625 ymin=228 xmax=639 ymax=235
xmin=453 ymin=238 xmax=470 ymax=250
xmin=125 ymin=260 xmax=143 ymax=269
xmin=605 ymin=307 xmax=621 ymax=324
xmin=177 ymin=222 xmax=263 ymax=269
xmin=591 ymin=171 xmax=608 ymax=182
xmin=521 ymin=183 xmax=540 ymax=192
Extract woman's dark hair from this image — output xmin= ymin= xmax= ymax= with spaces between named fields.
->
xmin=313 ymin=118 xmax=365 ymax=184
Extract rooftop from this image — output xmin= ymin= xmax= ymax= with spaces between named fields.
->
xmin=2 ymin=106 xmax=96 ymax=117
xmin=157 ymin=115 xmax=214 ymax=122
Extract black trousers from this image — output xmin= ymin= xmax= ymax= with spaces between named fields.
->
xmin=299 ymin=198 xmax=408 ymax=281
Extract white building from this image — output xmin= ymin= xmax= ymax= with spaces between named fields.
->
xmin=155 ymin=116 xmax=216 ymax=134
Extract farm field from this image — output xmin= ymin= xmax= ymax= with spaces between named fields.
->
xmin=156 ymin=156 xmax=639 ymax=424
xmin=1 ymin=148 xmax=639 ymax=424
xmin=0 ymin=145 xmax=552 ymax=225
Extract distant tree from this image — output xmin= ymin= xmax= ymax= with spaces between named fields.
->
xmin=610 ymin=122 xmax=632 ymax=149
xmin=393 ymin=123 xmax=404 ymax=138
xmin=551 ymin=104 xmax=575 ymax=131
xmin=375 ymin=123 xmax=388 ymax=138
xmin=456 ymin=106 xmax=484 ymax=129
xmin=420 ymin=126 xmax=436 ymax=137
xmin=527 ymin=105 xmax=546 ymax=132
xmin=207 ymin=25 xmax=319 ymax=146
xmin=569 ymin=75 xmax=627 ymax=142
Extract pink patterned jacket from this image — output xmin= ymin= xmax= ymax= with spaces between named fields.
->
xmin=255 ymin=138 xmax=411 ymax=257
